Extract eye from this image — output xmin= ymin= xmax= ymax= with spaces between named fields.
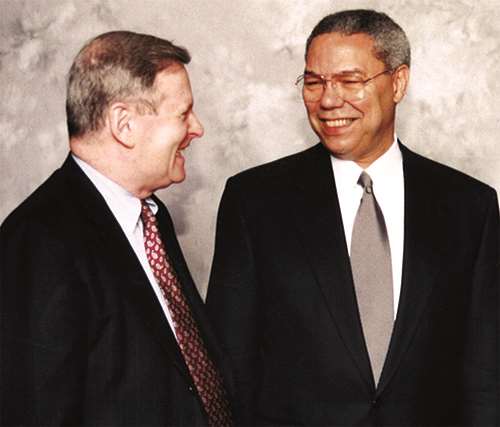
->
xmin=339 ymin=78 xmax=363 ymax=86
xmin=303 ymin=78 xmax=323 ymax=87
xmin=179 ymin=104 xmax=194 ymax=120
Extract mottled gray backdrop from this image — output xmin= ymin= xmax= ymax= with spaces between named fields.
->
xmin=1 ymin=0 xmax=499 ymax=296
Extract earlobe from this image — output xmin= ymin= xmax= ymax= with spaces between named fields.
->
xmin=393 ymin=65 xmax=410 ymax=104
xmin=109 ymin=102 xmax=135 ymax=148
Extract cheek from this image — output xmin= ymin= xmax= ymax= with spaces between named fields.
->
xmin=162 ymin=126 xmax=187 ymax=151
xmin=355 ymin=98 xmax=381 ymax=123
xmin=304 ymin=101 xmax=318 ymax=114
xmin=365 ymin=91 xmax=392 ymax=117
xmin=304 ymin=103 xmax=321 ymax=126
xmin=174 ymin=122 xmax=189 ymax=140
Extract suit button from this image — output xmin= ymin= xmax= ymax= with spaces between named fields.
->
xmin=371 ymin=398 xmax=378 ymax=406
xmin=188 ymin=386 xmax=194 ymax=393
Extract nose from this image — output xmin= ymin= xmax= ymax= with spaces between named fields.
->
xmin=319 ymin=81 xmax=344 ymax=109
xmin=189 ymin=112 xmax=204 ymax=138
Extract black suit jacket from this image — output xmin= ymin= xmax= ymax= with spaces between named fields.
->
xmin=206 ymin=142 xmax=499 ymax=426
xmin=0 ymin=155 xmax=233 ymax=426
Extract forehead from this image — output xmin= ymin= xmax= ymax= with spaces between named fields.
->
xmin=305 ymin=32 xmax=384 ymax=74
xmin=153 ymin=64 xmax=193 ymax=109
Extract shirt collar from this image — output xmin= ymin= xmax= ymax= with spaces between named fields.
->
xmin=72 ymin=154 xmax=158 ymax=235
xmin=331 ymin=135 xmax=401 ymax=191
xmin=365 ymin=137 xmax=402 ymax=194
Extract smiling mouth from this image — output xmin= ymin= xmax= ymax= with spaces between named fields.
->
xmin=175 ymin=149 xmax=185 ymax=159
xmin=322 ymin=118 xmax=356 ymax=127
xmin=176 ymin=141 xmax=191 ymax=157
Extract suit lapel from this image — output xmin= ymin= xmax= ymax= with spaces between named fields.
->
xmin=289 ymin=144 xmax=374 ymax=391
xmin=153 ymin=197 xmax=235 ymax=395
xmin=60 ymin=156 xmax=192 ymax=381
xmin=287 ymin=143 xmax=443 ymax=395
xmin=376 ymin=144 xmax=443 ymax=396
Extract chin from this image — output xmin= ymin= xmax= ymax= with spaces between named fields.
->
xmin=170 ymin=172 xmax=186 ymax=184
xmin=151 ymin=176 xmax=177 ymax=192
xmin=320 ymin=138 xmax=355 ymax=157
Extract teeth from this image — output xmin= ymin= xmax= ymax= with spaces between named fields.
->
xmin=325 ymin=119 xmax=353 ymax=127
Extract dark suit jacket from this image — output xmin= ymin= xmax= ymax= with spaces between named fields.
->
xmin=206 ymin=142 xmax=499 ymax=426
xmin=0 ymin=155 xmax=233 ymax=426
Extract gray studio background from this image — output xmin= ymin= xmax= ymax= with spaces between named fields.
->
xmin=1 ymin=0 xmax=499 ymax=296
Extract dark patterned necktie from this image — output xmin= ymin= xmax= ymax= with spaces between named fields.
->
xmin=350 ymin=172 xmax=394 ymax=385
xmin=141 ymin=200 xmax=232 ymax=427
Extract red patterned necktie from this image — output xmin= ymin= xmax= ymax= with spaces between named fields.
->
xmin=140 ymin=200 xmax=232 ymax=427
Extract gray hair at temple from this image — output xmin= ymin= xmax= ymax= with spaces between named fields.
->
xmin=66 ymin=30 xmax=191 ymax=138
xmin=306 ymin=9 xmax=411 ymax=71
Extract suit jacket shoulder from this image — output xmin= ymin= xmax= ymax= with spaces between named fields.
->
xmin=222 ymin=143 xmax=333 ymax=221
xmin=228 ymin=143 xmax=324 ymax=188
xmin=401 ymin=144 xmax=497 ymax=202
xmin=400 ymin=144 xmax=498 ymax=245
xmin=0 ymin=155 xmax=216 ymax=426
xmin=1 ymin=165 xmax=71 ymax=239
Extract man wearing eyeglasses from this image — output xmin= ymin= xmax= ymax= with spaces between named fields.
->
xmin=206 ymin=9 xmax=498 ymax=426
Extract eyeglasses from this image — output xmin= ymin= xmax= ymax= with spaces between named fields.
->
xmin=295 ymin=69 xmax=392 ymax=102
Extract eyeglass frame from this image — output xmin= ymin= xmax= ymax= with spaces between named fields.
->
xmin=295 ymin=68 xmax=394 ymax=101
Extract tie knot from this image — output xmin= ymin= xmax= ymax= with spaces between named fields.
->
xmin=358 ymin=171 xmax=373 ymax=194
xmin=140 ymin=199 xmax=155 ymax=224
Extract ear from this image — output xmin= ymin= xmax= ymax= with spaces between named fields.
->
xmin=108 ymin=102 xmax=136 ymax=149
xmin=392 ymin=65 xmax=410 ymax=104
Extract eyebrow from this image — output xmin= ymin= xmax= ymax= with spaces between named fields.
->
xmin=304 ymin=68 xmax=366 ymax=76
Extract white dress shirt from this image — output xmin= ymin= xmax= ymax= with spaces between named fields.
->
xmin=73 ymin=154 xmax=178 ymax=338
xmin=331 ymin=139 xmax=405 ymax=317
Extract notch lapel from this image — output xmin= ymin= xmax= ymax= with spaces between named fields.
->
xmin=61 ymin=156 xmax=192 ymax=382
xmin=376 ymin=144 xmax=443 ymax=396
xmin=289 ymin=144 xmax=374 ymax=390
xmin=153 ymin=197 xmax=234 ymax=395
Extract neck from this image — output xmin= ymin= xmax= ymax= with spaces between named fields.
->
xmin=354 ymin=124 xmax=395 ymax=168
xmin=355 ymin=140 xmax=394 ymax=169
xmin=70 ymin=136 xmax=153 ymax=199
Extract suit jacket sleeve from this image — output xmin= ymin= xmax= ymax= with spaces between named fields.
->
xmin=0 ymin=218 xmax=88 ymax=426
xmin=463 ymin=189 xmax=499 ymax=426
xmin=206 ymin=178 xmax=258 ymax=425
